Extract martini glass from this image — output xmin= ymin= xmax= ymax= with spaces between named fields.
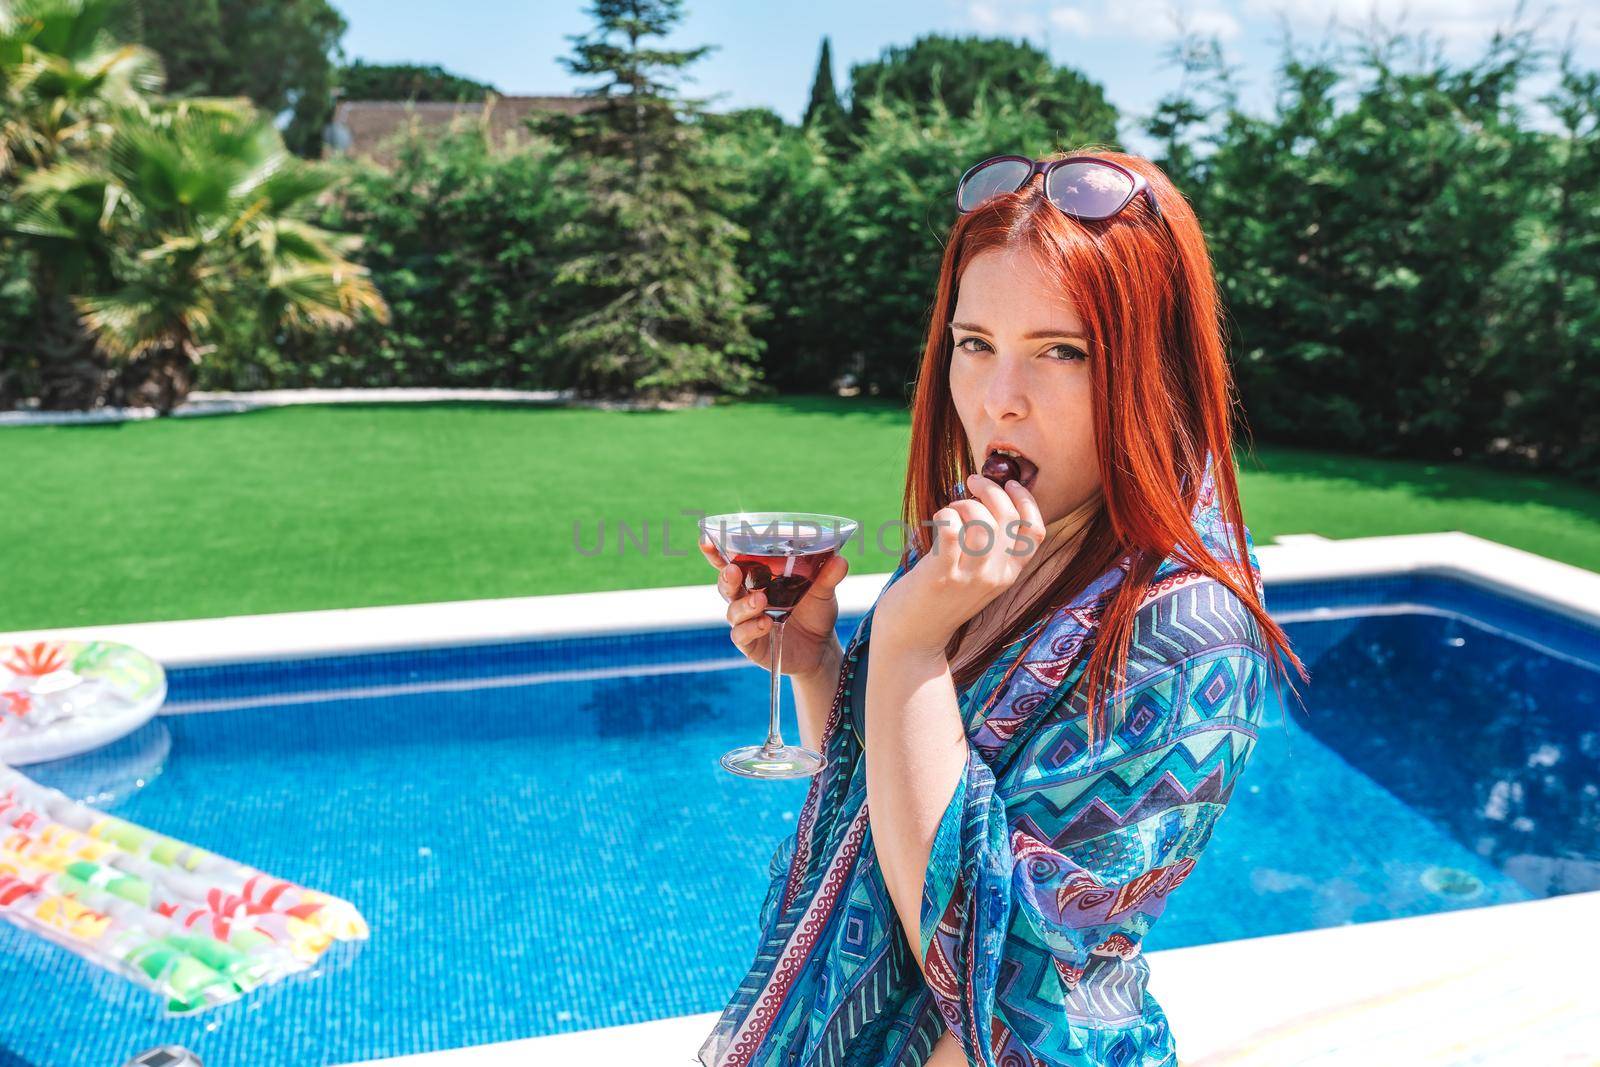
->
xmin=700 ymin=511 xmax=859 ymax=779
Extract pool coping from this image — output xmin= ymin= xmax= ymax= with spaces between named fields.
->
xmin=335 ymin=887 xmax=1600 ymax=1066
xmin=2 ymin=530 xmax=1597 ymax=667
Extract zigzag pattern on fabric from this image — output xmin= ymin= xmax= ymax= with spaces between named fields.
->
xmin=807 ymin=931 xmax=913 ymax=1067
xmin=1008 ymin=574 xmax=1266 ymax=789
xmin=917 ymin=573 xmax=1270 ymax=1064
xmin=1123 ymin=571 xmax=1266 ymax=681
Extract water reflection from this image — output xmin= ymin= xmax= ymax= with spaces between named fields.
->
xmin=1282 ymin=610 xmax=1600 ymax=896
xmin=583 ymin=668 xmax=734 ymax=737
xmin=18 ymin=718 xmax=172 ymax=809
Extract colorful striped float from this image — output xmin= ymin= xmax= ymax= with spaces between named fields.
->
xmin=0 ymin=766 xmax=367 ymax=1014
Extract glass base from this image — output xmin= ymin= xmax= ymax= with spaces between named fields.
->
xmin=720 ymin=743 xmax=823 ymax=779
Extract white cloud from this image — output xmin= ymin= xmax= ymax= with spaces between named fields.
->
xmin=964 ymin=0 xmax=1051 ymax=37
xmin=958 ymin=0 xmax=1597 ymax=50
xmin=958 ymin=0 xmax=1239 ymax=42
xmin=1240 ymin=0 xmax=1598 ymax=50
xmin=1048 ymin=1 xmax=1243 ymax=42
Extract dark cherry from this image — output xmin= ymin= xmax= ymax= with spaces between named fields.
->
xmin=733 ymin=550 xmax=836 ymax=614
xmin=981 ymin=452 xmax=1023 ymax=486
xmin=742 ymin=562 xmax=807 ymax=602
xmin=759 ymin=574 xmax=813 ymax=606
xmin=742 ymin=561 xmax=772 ymax=588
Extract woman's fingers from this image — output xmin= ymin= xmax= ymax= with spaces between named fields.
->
xmin=805 ymin=554 xmax=848 ymax=599
xmin=702 ymin=538 xmax=747 ymax=604
xmin=963 ymin=473 xmax=1020 ymax=530
xmin=699 ymin=536 xmax=728 ymax=570
xmin=728 ymin=586 xmax=767 ymax=624
xmin=945 ymin=498 xmax=1003 ymax=558
xmin=730 ymin=611 xmax=772 ymax=652
xmin=1003 ymin=480 xmax=1046 ymax=549
xmin=934 ymin=482 xmax=1043 ymax=574
xmin=962 ymin=473 xmax=1044 ymax=559
xmin=930 ymin=505 xmax=964 ymax=559
xmin=718 ymin=563 xmax=746 ymax=602
xmin=726 ymin=579 xmax=770 ymax=656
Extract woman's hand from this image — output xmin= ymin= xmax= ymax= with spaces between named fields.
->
xmin=872 ymin=473 xmax=1046 ymax=656
xmin=700 ymin=536 xmax=848 ymax=682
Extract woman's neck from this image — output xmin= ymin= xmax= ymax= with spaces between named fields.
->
xmin=1037 ymin=490 xmax=1101 ymax=561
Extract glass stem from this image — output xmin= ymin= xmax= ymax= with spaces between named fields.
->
xmin=764 ymin=615 xmax=787 ymax=754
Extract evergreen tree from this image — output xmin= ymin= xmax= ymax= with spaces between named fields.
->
xmin=802 ymin=36 xmax=848 ymax=150
xmin=339 ymin=60 xmax=494 ymax=102
xmin=1488 ymin=48 xmax=1600 ymax=479
xmin=1143 ymin=31 xmax=1237 ymax=199
xmin=533 ymin=0 xmax=764 ymax=400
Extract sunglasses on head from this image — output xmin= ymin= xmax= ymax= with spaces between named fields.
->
xmin=956 ymin=154 xmax=1163 ymax=222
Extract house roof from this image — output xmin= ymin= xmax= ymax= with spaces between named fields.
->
xmin=325 ymin=94 xmax=602 ymax=165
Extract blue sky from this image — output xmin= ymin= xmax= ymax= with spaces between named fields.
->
xmin=336 ymin=1 xmax=1597 ymax=145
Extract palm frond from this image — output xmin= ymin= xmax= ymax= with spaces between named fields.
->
xmin=11 ymin=156 xmax=113 ymax=237
xmin=249 ymin=217 xmax=341 ymax=264
xmin=253 ymin=160 xmax=335 ymax=216
xmin=74 ymin=284 xmax=200 ymax=359
xmin=268 ymin=261 xmax=390 ymax=331
xmin=103 ymin=101 xmax=287 ymax=223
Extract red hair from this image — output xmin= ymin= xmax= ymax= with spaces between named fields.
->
xmin=903 ymin=147 xmax=1309 ymax=749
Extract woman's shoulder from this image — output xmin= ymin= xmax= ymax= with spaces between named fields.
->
xmin=1125 ymin=566 xmax=1267 ymax=675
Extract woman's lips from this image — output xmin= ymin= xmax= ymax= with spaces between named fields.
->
xmin=981 ymin=449 xmax=1039 ymax=489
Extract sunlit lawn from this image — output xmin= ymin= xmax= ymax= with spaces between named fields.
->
xmin=2 ymin=396 xmax=1597 ymax=631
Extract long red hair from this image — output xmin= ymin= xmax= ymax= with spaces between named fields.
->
xmin=903 ymin=147 xmax=1309 ymax=749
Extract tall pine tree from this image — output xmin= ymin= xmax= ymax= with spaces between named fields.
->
xmin=534 ymin=0 xmax=763 ymax=401
xmin=803 ymin=36 xmax=848 ymax=150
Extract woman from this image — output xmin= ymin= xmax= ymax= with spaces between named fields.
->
xmin=697 ymin=149 xmax=1307 ymax=1067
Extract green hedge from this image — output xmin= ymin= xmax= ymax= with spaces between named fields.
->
xmin=183 ymin=29 xmax=1600 ymax=486
xmin=200 ymin=132 xmax=573 ymax=390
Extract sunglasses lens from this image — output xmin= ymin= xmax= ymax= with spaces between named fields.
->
xmin=958 ymin=158 xmax=1032 ymax=212
xmin=1046 ymin=161 xmax=1135 ymax=220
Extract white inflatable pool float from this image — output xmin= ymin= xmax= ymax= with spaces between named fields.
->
xmin=0 ymin=640 xmax=166 ymax=765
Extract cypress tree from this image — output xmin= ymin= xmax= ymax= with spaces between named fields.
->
xmin=803 ymin=36 xmax=847 ymax=138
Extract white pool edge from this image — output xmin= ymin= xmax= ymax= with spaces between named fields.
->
xmin=2 ymin=530 xmax=1597 ymax=667
xmin=334 ymin=887 xmax=1600 ymax=1066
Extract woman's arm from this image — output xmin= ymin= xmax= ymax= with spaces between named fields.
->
xmin=859 ymin=473 xmax=1045 ymax=967
xmin=789 ymin=632 xmax=845 ymax=756
xmin=862 ymin=626 xmax=971 ymax=972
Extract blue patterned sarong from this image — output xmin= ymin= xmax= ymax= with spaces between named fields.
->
xmin=699 ymin=453 xmax=1274 ymax=1066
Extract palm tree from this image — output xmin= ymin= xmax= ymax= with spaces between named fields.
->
xmin=15 ymin=99 xmax=388 ymax=411
xmin=1 ymin=0 xmax=163 ymax=407
xmin=0 ymin=0 xmax=161 ymax=175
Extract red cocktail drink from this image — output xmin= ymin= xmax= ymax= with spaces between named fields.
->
xmin=699 ymin=512 xmax=859 ymax=779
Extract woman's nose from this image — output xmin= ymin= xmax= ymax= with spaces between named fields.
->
xmin=984 ymin=354 xmax=1029 ymax=421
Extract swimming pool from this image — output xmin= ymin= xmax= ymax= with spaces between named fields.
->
xmin=1 ymin=571 xmax=1595 ymax=1067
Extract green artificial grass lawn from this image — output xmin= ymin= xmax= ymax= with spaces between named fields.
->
xmin=2 ymin=396 xmax=1597 ymax=632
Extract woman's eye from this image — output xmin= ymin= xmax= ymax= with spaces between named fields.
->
xmin=955 ymin=336 xmax=1084 ymax=360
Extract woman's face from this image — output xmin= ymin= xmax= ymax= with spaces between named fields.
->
xmin=947 ymin=246 xmax=1100 ymax=527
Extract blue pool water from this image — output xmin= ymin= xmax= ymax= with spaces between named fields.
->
xmin=2 ymin=573 xmax=1596 ymax=1066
